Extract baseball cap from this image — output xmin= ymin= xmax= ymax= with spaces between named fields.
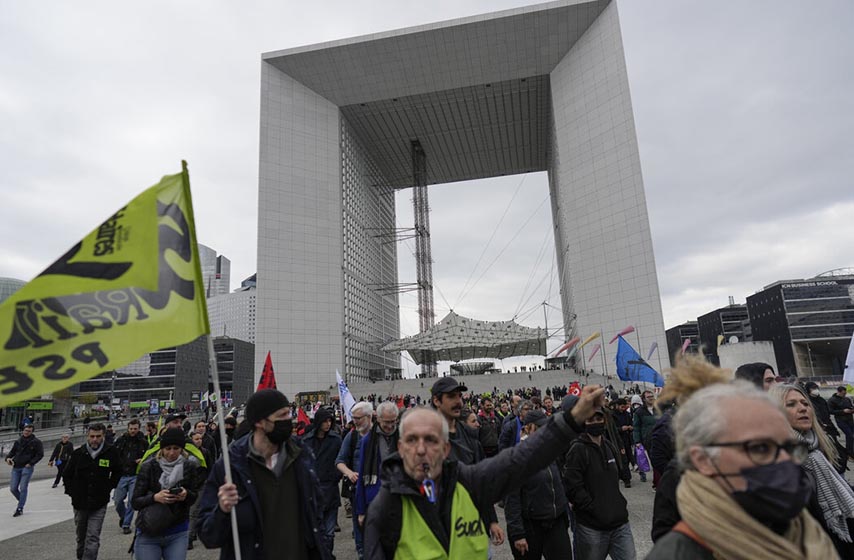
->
xmin=431 ymin=377 xmax=468 ymax=397
xmin=164 ymin=413 xmax=187 ymax=424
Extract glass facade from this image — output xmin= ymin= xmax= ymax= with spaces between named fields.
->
xmin=665 ymin=321 xmax=699 ymax=367
xmin=697 ymin=305 xmax=748 ymax=365
xmin=0 ymin=277 xmax=25 ymax=305
xmin=340 ymin=117 xmax=401 ymax=383
xmin=747 ymin=277 xmax=854 ymax=377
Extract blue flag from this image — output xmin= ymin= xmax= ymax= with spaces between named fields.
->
xmin=615 ymin=336 xmax=665 ymax=387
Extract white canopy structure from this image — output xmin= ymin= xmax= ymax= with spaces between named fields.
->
xmin=382 ymin=311 xmax=547 ymax=365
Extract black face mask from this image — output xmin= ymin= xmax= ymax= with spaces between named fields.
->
xmin=585 ymin=423 xmax=605 ymax=437
xmin=266 ymin=419 xmax=292 ymax=445
xmin=725 ymin=461 xmax=811 ymax=525
xmin=225 ymin=428 xmax=235 ymax=435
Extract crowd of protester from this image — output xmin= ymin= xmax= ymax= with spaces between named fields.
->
xmin=7 ymin=358 xmax=854 ymax=559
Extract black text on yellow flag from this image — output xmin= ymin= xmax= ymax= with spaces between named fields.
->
xmin=0 ymin=162 xmax=210 ymax=407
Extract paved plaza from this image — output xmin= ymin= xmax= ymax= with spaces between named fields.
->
xmin=0 ymin=467 xmax=656 ymax=559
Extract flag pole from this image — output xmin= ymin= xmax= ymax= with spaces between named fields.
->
xmin=207 ymin=335 xmax=242 ymax=560
xmin=600 ymin=332 xmax=608 ymax=381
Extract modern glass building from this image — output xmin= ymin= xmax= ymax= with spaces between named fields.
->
xmin=198 ymin=243 xmax=231 ymax=298
xmin=0 ymin=277 xmax=25 ymax=305
xmin=665 ymin=321 xmax=700 ymax=367
xmin=747 ymin=270 xmax=854 ymax=377
xmin=697 ymin=305 xmax=749 ymax=366
xmin=75 ymin=336 xmax=255 ymax=407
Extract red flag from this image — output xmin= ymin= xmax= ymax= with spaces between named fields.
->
xmin=297 ymin=407 xmax=310 ymax=436
xmin=257 ymin=351 xmax=278 ymax=391
xmin=569 ymin=381 xmax=581 ymax=396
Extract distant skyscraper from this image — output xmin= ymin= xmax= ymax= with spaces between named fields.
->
xmin=198 ymin=243 xmax=231 ymax=297
xmin=208 ymin=275 xmax=257 ymax=344
xmin=0 ymin=277 xmax=25 ymax=305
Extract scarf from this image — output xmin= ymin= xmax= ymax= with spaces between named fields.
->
xmin=362 ymin=424 xmax=397 ymax=486
xmin=799 ymin=430 xmax=854 ymax=542
xmin=158 ymin=454 xmax=186 ymax=490
xmin=677 ymin=469 xmax=838 ymax=559
xmin=87 ymin=443 xmax=104 ymax=460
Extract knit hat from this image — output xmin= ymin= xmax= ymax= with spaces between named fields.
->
xmin=523 ymin=409 xmax=548 ymax=427
xmin=245 ymin=389 xmax=290 ymax=425
xmin=160 ymin=428 xmax=186 ymax=448
xmin=631 ymin=395 xmax=643 ymax=406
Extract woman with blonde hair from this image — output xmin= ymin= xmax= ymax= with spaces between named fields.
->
xmin=770 ymin=384 xmax=854 ymax=557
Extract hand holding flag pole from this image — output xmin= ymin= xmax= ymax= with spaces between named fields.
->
xmin=208 ymin=335 xmax=242 ymax=560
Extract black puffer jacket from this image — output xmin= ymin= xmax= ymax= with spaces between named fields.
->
xmin=562 ymin=435 xmax=630 ymax=531
xmin=504 ymin=461 xmax=567 ymax=543
xmin=132 ymin=453 xmax=202 ymax=533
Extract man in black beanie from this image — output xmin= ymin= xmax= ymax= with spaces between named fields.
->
xmin=197 ymin=389 xmax=330 ymax=560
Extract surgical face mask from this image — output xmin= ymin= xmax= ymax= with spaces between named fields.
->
xmin=727 ymin=461 xmax=811 ymax=525
xmin=809 ymin=389 xmax=819 ymax=397
xmin=265 ymin=419 xmax=293 ymax=445
xmin=585 ymin=422 xmax=605 ymax=437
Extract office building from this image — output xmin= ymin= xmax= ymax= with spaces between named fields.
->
xmin=697 ymin=304 xmax=749 ymax=366
xmin=747 ymin=270 xmax=854 ymax=377
xmin=665 ymin=321 xmax=700 ymax=367
xmin=257 ymin=0 xmax=667 ymax=396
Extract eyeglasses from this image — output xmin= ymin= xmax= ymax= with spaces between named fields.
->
xmin=705 ymin=439 xmax=809 ymax=466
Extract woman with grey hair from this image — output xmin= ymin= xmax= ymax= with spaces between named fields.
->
xmin=770 ymin=384 xmax=854 ymax=557
xmin=647 ymin=381 xmax=837 ymax=559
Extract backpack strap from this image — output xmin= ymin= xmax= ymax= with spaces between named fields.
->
xmin=671 ymin=521 xmax=712 ymax=551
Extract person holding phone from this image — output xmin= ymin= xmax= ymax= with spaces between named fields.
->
xmin=131 ymin=428 xmax=202 ymax=560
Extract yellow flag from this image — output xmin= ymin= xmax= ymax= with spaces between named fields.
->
xmin=717 ymin=334 xmax=724 ymax=349
xmin=580 ymin=331 xmax=601 ymax=349
xmin=0 ymin=162 xmax=210 ymax=407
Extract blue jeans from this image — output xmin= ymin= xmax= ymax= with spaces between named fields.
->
xmin=838 ymin=421 xmax=854 ymax=455
xmin=134 ymin=530 xmax=189 ymax=560
xmin=10 ymin=466 xmax=34 ymax=511
xmin=321 ymin=506 xmax=337 ymax=554
xmin=114 ymin=475 xmax=137 ymax=528
xmin=575 ymin=522 xmax=636 ymax=560
xmin=353 ymin=515 xmax=364 ymax=559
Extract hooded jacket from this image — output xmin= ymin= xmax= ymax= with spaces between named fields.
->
xmin=196 ymin=433 xmax=330 ymax=560
xmin=563 ymin=434 xmax=630 ymax=531
xmin=364 ymin=407 xmax=583 ymax=560
xmin=301 ymin=424 xmax=343 ymax=511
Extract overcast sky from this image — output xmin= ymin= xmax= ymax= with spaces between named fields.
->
xmin=2 ymin=1 xmax=852 ymax=376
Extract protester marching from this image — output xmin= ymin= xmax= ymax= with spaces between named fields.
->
xmin=1 ymin=163 xmax=853 ymax=560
